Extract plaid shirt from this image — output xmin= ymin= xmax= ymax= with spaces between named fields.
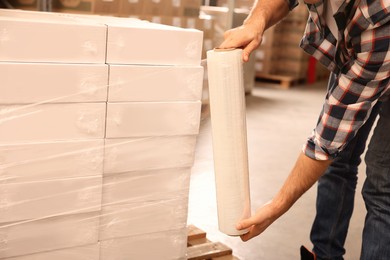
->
xmin=286 ymin=0 xmax=390 ymax=160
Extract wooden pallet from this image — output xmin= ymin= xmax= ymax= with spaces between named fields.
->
xmin=255 ymin=73 xmax=304 ymax=89
xmin=187 ymin=225 xmax=239 ymax=260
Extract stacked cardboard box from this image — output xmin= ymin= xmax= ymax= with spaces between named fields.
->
xmin=6 ymin=0 xmax=38 ymax=11
xmin=272 ymin=15 xmax=310 ymax=78
xmin=8 ymin=0 xmax=203 ymax=17
xmin=254 ymin=26 xmax=276 ymax=75
xmin=0 ymin=9 xmax=203 ymax=259
xmin=254 ymin=3 xmax=310 ymax=79
xmin=217 ymin=0 xmax=254 ymax=9
xmin=48 ymin=0 xmax=203 ymax=17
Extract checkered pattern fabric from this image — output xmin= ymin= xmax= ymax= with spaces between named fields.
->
xmin=287 ymin=0 xmax=390 ymax=160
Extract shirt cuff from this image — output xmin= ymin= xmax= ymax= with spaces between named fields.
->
xmin=303 ymin=134 xmax=339 ymax=161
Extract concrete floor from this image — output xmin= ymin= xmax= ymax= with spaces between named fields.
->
xmin=188 ymin=80 xmax=368 ymax=260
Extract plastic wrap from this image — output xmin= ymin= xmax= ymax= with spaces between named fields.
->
xmin=0 ymin=103 xmax=106 ymax=144
xmin=102 ymin=168 xmax=191 ymax=204
xmin=100 ymin=228 xmax=187 ymax=260
xmin=100 ymin=198 xmax=188 ymax=240
xmin=0 ymin=10 xmax=106 ymax=63
xmin=103 ymin=136 xmax=197 ymax=174
xmin=108 ymin=65 xmax=203 ymax=102
xmin=105 ymin=101 xmax=201 ymax=137
xmin=0 ymin=9 xmax=204 ymax=260
xmin=207 ymin=48 xmax=251 ymax=236
xmin=0 ymin=175 xmax=102 ymax=223
xmin=0 ymin=140 xmax=104 ymax=182
xmin=62 ymin=13 xmax=203 ymax=66
xmin=0 ymin=212 xmax=100 ymax=258
xmin=4 ymin=244 xmax=100 ymax=260
xmin=0 ymin=63 xmax=109 ymax=104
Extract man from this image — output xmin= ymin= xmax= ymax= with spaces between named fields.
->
xmin=219 ymin=0 xmax=390 ymax=259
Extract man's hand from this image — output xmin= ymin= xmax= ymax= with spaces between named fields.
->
xmin=219 ymin=22 xmax=265 ymax=62
xmin=236 ymin=201 xmax=279 ymax=241
xmin=217 ymin=0 xmax=290 ymax=62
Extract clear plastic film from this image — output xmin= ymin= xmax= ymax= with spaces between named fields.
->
xmin=206 ymin=48 xmax=251 ymax=236
xmin=0 ymin=9 xmax=205 ymax=260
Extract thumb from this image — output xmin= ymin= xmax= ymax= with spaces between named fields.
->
xmin=236 ymin=215 xmax=257 ymax=230
xmin=242 ymin=38 xmax=261 ymax=62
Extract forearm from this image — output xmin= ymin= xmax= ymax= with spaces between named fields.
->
xmin=244 ymin=0 xmax=290 ymax=30
xmin=271 ymin=152 xmax=331 ymax=218
xmin=236 ymin=151 xmax=331 ymax=241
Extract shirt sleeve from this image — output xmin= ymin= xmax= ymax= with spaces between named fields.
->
xmin=303 ymin=20 xmax=390 ymax=161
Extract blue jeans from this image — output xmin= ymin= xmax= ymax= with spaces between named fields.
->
xmin=361 ymin=98 xmax=390 ymax=260
xmin=310 ymin=74 xmax=389 ymax=259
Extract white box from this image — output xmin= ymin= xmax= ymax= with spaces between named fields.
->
xmin=0 ymin=63 xmax=108 ymax=104
xmin=73 ymin=16 xmax=203 ymax=65
xmin=0 ymin=211 xmax=100 ymax=258
xmin=106 ymin=23 xmax=203 ymax=65
xmin=0 ymin=103 xmax=106 ymax=144
xmin=100 ymin=228 xmax=187 ymax=260
xmin=53 ymin=14 xmax=203 ymax=65
xmin=3 ymin=243 xmax=100 ymax=260
xmin=0 ymin=176 xmax=102 ymax=223
xmin=0 ymin=140 xmax=104 ymax=183
xmin=105 ymin=102 xmax=201 ymax=138
xmin=0 ymin=12 xmax=107 ymax=63
xmin=108 ymin=65 xmax=203 ymax=102
xmin=104 ymin=136 xmax=197 ymax=174
xmin=99 ymin=198 xmax=188 ymax=240
xmin=102 ymin=168 xmax=190 ymax=205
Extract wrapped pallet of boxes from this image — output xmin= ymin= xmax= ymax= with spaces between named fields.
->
xmin=0 ymin=9 xmax=203 ymax=260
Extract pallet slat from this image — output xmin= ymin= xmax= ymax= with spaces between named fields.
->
xmin=187 ymin=225 xmax=239 ymax=259
xmin=255 ymin=73 xmax=304 ymax=89
xmin=187 ymin=242 xmax=233 ymax=260
xmin=187 ymin=225 xmax=207 ymax=241
xmin=214 ymin=256 xmax=241 ymax=260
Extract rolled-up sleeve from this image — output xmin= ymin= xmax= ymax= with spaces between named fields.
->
xmin=303 ymin=20 xmax=390 ymax=161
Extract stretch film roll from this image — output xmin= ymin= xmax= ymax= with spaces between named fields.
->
xmin=207 ymin=49 xmax=251 ymax=236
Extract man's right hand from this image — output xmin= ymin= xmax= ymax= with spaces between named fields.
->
xmin=217 ymin=0 xmax=291 ymax=62
xmin=219 ymin=21 xmax=265 ymax=62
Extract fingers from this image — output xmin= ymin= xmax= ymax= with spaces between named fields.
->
xmin=219 ymin=35 xmax=245 ymax=50
xmin=238 ymin=220 xmax=269 ymax=242
xmin=236 ymin=216 xmax=257 ymax=231
xmin=220 ymin=30 xmax=232 ymax=48
xmin=240 ymin=226 xmax=264 ymax=242
xmin=235 ymin=202 xmax=277 ymax=242
xmin=235 ymin=216 xmax=264 ymax=242
xmin=219 ymin=26 xmax=262 ymax=62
